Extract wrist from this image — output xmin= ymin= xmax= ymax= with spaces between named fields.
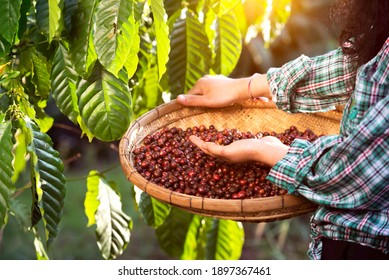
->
xmin=246 ymin=73 xmax=271 ymax=100
xmin=254 ymin=138 xmax=289 ymax=167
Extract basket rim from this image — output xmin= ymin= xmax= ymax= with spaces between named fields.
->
xmin=118 ymin=99 xmax=331 ymax=221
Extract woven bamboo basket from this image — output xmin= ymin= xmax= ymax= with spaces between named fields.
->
xmin=119 ymin=99 xmax=342 ymax=222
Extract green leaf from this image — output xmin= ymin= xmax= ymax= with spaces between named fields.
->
xmin=27 ymin=120 xmax=66 ymax=246
xmin=131 ymin=62 xmax=164 ymax=119
xmin=206 ymin=219 xmax=244 ymax=260
xmin=213 ymin=12 xmax=242 ymax=75
xmin=263 ymin=0 xmax=292 ymax=46
xmin=164 ymin=0 xmax=182 ymax=18
xmin=85 ymin=170 xmax=100 ymax=226
xmin=63 ymin=0 xmax=78 ymax=32
xmin=36 ymin=0 xmax=61 ymax=43
xmin=49 ymin=0 xmax=61 ymax=42
xmin=168 ymin=9 xmax=211 ymax=97
xmin=149 ymin=0 xmax=170 ymax=80
xmin=70 ymin=0 xmax=98 ymax=77
xmin=11 ymin=129 xmax=27 ymax=183
xmin=204 ymin=5 xmax=217 ymax=55
xmin=0 ymin=0 xmax=22 ymax=43
xmin=33 ymin=227 xmax=49 ymax=260
xmin=143 ymin=65 xmax=161 ymax=107
xmin=0 ymin=37 xmax=11 ymax=62
xmin=139 ymin=192 xmax=171 ymax=228
xmin=207 ymin=0 xmax=240 ymax=16
xmin=35 ymin=113 xmax=54 ymax=133
xmin=17 ymin=0 xmax=31 ymax=39
xmin=31 ymin=48 xmax=51 ymax=99
xmin=94 ymin=0 xmax=137 ymax=77
xmin=0 ymin=121 xmax=15 ymax=227
xmin=155 ymin=207 xmax=194 ymax=257
xmin=181 ymin=215 xmax=207 ymax=260
xmin=131 ymin=23 xmax=164 ymax=118
xmin=85 ymin=170 xmax=132 ymax=260
xmin=123 ymin=21 xmax=140 ymax=80
xmin=77 ymin=64 xmax=132 ymax=141
xmin=9 ymin=198 xmax=30 ymax=229
xmin=51 ymin=41 xmax=79 ymax=123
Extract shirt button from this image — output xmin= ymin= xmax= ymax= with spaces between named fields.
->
xmin=348 ymin=107 xmax=358 ymax=120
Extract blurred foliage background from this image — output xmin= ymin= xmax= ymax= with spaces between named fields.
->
xmin=0 ymin=0 xmax=339 ymax=260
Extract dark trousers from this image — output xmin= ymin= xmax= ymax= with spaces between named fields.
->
xmin=321 ymin=238 xmax=389 ymax=260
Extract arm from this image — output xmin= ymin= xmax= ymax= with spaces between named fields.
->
xmin=267 ymin=95 xmax=389 ymax=210
xmin=267 ymin=47 xmax=357 ymax=113
xmin=178 ymin=48 xmax=356 ymax=110
xmin=177 ymin=74 xmax=271 ymax=107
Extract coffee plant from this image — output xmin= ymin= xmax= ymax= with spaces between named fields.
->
xmin=0 ymin=0 xmax=291 ymax=260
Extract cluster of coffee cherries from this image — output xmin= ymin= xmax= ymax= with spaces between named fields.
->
xmin=132 ymin=125 xmax=319 ymax=199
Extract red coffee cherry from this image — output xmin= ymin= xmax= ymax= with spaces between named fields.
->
xmin=133 ymin=125 xmax=319 ymax=199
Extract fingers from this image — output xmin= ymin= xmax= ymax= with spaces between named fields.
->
xmin=189 ymin=135 xmax=230 ymax=161
xmin=189 ymin=135 xmax=208 ymax=153
xmin=177 ymin=94 xmax=208 ymax=107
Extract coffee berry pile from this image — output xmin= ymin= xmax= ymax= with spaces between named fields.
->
xmin=132 ymin=125 xmax=320 ymax=199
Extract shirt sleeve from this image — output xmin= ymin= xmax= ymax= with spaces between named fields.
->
xmin=267 ymin=95 xmax=389 ymax=211
xmin=267 ymin=47 xmax=357 ymax=113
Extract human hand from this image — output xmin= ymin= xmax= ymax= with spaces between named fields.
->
xmin=189 ymin=135 xmax=289 ymax=167
xmin=177 ymin=75 xmax=245 ymax=107
xmin=177 ymin=74 xmax=271 ymax=108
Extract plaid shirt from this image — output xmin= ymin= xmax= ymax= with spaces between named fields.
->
xmin=266 ymin=38 xmax=389 ymax=259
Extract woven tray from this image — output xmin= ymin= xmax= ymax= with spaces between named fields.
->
xmin=119 ymin=99 xmax=342 ymax=222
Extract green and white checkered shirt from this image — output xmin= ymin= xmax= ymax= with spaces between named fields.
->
xmin=266 ymin=38 xmax=389 ymax=259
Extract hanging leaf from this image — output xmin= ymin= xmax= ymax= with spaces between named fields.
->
xmin=207 ymin=0 xmax=240 ymax=16
xmin=131 ymin=64 xmax=164 ymax=118
xmin=70 ymin=0 xmax=98 ymax=77
xmin=0 ymin=121 xmax=15 ymax=227
xmin=9 ymin=198 xmax=30 ymax=229
xmin=32 ymin=228 xmax=49 ymax=260
xmin=168 ymin=9 xmax=211 ymax=97
xmin=123 ymin=20 xmax=140 ymax=80
xmin=149 ymin=0 xmax=170 ymax=80
xmin=17 ymin=0 xmax=31 ymax=39
xmin=11 ymin=129 xmax=27 ymax=183
xmin=156 ymin=207 xmax=194 ymax=257
xmin=26 ymin=120 xmax=66 ymax=246
xmin=262 ymin=0 xmax=292 ymax=46
xmin=213 ymin=12 xmax=242 ymax=75
xmin=93 ymin=0 xmax=137 ymax=77
xmin=131 ymin=25 xmax=163 ymax=118
xmin=139 ymin=192 xmax=171 ymax=228
xmin=30 ymin=48 xmax=51 ymax=99
xmin=206 ymin=219 xmax=244 ymax=260
xmin=143 ymin=65 xmax=162 ymax=107
xmin=35 ymin=113 xmax=54 ymax=133
xmin=63 ymin=0 xmax=78 ymax=32
xmin=77 ymin=64 xmax=132 ymax=141
xmin=35 ymin=0 xmax=61 ymax=43
xmin=0 ymin=0 xmax=22 ymax=43
xmin=0 ymin=39 xmax=11 ymax=64
xmin=84 ymin=170 xmax=100 ymax=227
xmin=85 ymin=170 xmax=132 ymax=260
xmin=164 ymin=0 xmax=182 ymax=18
xmin=51 ymin=41 xmax=79 ymax=123
xmin=48 ymin=0 xmax=61 ymax=42
xmin=203 ymin=4 xmax=217 ymax=54
xmin=181 ymin=214 xmax=207 ymax=260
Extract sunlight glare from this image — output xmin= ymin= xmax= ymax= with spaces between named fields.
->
xmin=261 ymin=0 xmax=273 ymax=44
